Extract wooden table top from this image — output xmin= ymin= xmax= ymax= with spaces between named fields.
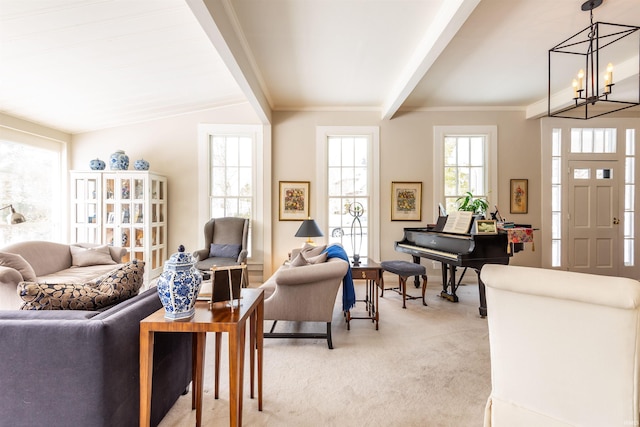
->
xmin=141 ymin=288 xmax=264 ymax=331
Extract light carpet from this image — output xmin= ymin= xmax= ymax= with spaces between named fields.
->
xmin=158 ymin=280 xmax=491 ymax=427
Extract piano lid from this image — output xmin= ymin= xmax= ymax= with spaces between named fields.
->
xmin=402 ymin=227 xmax=475 ymax=255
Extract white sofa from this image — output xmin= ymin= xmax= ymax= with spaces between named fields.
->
xmin=0 ymin=241 xmax=127 ymax=310
xmin=481 ymin=264 xmax=640 ymax=427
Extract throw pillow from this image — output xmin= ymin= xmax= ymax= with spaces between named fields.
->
xmin=306 ymin=252 xmax=328 ymax=264
xmin=209 ymin=243 xmax=241 ymax=259
xmin=70 ymin=245 xmax=116 ymax=267
xmin=0 ymin=252 xmax=37 ymax=281
xmin=289 ymin=252 xmax=309 ymax=267
xmin=18 ymin=260 xmax=145 ymax=311
xmin=300 ymin=243 xmax=326 ymax=258
xmin=289 ymin=251 xmax=327 ymax=268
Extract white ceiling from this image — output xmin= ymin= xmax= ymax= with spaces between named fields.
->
xmin=0 ymin=0 xmax=638 ymax=134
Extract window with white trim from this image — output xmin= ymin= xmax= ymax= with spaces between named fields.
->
xmin=199 ymin=125 xmax=264 ymax=261
xmin=434 ymin=126 xmax=497 ymax=217
xmin=0 ymin=137 xmax=64 ymax=245
xmin=316 ymin=126 xmax=380 ymax=262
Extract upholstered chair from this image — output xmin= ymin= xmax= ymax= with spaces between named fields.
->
xmin=481 ymin=264 xmax=640 ymax=427
xmin=193 ymin=217 xmax=249 ymax=272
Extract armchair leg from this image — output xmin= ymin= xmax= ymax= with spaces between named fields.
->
xmin=264 ymin=320 xmax=335 ymax=349
xmin=269 ymin=320 xmax=278 ymax=334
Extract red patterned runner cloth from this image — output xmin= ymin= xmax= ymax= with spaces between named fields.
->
xmin=504 ymin=227 xmax=535 ymax=254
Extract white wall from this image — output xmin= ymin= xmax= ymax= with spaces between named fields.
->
xmin=9 ymin=105 xmax=542 ymax=280
xmin=271 ymin=110 xmax=542 ymax=273
xmin=70 ymin=103 xmax=261 ymax=259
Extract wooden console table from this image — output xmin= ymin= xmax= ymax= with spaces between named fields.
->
xmin=347 ymin=258 xmax=381 ymax=330
xmin=140 ymin=288 xmax=264 ymax=427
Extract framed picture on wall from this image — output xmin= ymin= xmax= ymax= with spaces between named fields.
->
xmin=510 ymin=179 xmax=528 ymax=214
xmin=391 ymin=181 xmax=422 ymax=221
xmin=279 ymin=181 xmax=310 ymax=221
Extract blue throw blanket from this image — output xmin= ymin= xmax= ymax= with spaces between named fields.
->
xmin=323 ymin=244 xmax=356 ymax=312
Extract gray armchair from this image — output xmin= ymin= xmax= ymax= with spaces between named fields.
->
xmin=193 ymin=217 xmax=249 ymax=273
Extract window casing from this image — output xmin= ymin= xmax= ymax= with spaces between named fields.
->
xmin=198 ymin=125 xmax=266 ymax=264
xmin=316 ymin=126 xmax=380 ymax=262
xmin=434 ymin=126 xmax=498 ymax=216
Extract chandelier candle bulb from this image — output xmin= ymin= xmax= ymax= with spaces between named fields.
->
xmin=573 ymin=79 xmax=579 ymax=98
xmin=606 ymin=62 xmax=613 ymax=84
xmin=578 ymin=69 xmax=585 ymax=90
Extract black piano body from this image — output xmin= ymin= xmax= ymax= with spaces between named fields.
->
xmin=394 ymin=227 xmax=513 ymax=317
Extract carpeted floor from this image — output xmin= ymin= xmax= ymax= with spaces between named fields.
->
xmin=158 ymin=278 xmax=491 ymax=427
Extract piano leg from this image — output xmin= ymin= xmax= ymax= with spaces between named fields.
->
xmin=476 ymin=270 xmax=487 ymax=318
xmin=411 ymin=255 xmax=422 ymax=288
xmin=439 ymin=263 xmax=459 ymax=303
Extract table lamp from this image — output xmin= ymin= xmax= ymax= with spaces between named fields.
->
xmin=295 ymin=218 xmax=323 ymax=244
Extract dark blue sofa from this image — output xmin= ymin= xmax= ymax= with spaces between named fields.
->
xmin=0 ymin=287 xmax=191 ymax=427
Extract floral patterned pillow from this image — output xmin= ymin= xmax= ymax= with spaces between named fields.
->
xmin=17 ymin=260 xmax=145 ymax=310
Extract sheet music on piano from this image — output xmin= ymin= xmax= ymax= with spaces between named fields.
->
xmin=442 ymin=211 xmax=474 ymax=234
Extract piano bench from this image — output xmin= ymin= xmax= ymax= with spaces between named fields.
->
xmin=380 ymin=260 xmax=428 ymax=309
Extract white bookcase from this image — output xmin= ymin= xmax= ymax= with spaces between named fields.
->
xmin=70 ymin=171 xmax=167 ymax=281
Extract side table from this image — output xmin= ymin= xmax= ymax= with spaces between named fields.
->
xmin=140 ymin=288 xmax=264 ymax=427
xmin=347 ymin=258 xmax=381 ymax=330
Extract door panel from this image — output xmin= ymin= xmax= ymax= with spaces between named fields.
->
xmin=568 ymin=160 xmax=619 ymax=275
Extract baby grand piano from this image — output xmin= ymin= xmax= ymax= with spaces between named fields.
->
xmin=395 ymin=226 xmax=517 ymax=317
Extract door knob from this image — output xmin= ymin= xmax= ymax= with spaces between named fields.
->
xmin=613 ymin=217 xmax=620 ymax=225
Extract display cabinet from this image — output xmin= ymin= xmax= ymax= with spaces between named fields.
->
xmin=70 ymin=171 xmax=167 ymax=281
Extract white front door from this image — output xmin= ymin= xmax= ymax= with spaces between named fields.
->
xmin=568 ymin=160 xmax=620 ymax=275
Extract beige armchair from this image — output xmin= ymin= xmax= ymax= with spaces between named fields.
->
xmin=193 ymin=217 xmax=249 ymax=273
xmin=259 ymin=246 xmax=349 ymax=349
xmin=481 ymin=264 xmax=640 ymax=427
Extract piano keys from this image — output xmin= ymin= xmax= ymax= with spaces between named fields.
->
xmin=394 ymin=227 xmax=514 ymax=317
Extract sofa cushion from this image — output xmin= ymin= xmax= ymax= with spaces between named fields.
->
xmin=17 ymin=260 xmax=145 ymax=310
xmin=209 ymin=243 xmax=241 ymax=259
xmin=0 ymin=251 xmax=37 ymax=281
xmin=70 ymin=244 xmax=117 ymax=267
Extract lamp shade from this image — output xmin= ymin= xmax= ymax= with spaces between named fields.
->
xmin=295 ymin=219 xmax=323 ymax=243
xmin=0 ymin=204 xmax=26 ymax=225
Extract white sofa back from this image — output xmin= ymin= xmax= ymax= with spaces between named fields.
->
xmin=481 ymin=264 xmax=640 ymax=427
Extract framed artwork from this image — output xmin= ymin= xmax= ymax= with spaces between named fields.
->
xmin=391 ymin=181 xmax=422 ymax=221
xmin=510 ymin=179 xmax=528 ymax=214
xmin=279 ymin=181 xmax=310 ymax=221
xmin=475 ymin=219 xmax=498 ymax=235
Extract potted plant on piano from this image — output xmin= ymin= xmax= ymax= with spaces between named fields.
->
xmin=456 ymin=192 xmax=489 ymax=218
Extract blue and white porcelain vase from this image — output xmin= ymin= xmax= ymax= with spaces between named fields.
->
xmin=156 ymin=245 xmax=203 ymax=320
xmin=134 ymin=158 xmax=150 ymax=170
xmin=89 ymin=158 xmax=106 ymax=170
xmin=109 ymin=150 xmax=129 ymax=170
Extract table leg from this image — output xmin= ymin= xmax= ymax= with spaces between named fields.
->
xmin=250 ymin=310 xmax=256 ymax=399
xmin=228 ymin=324 xmax=246 ymax=427
xmin=215 ymin=332 xmax=221 ymax=399
xmin=257 ymin=297 xmax=264 ymax=411
xmin=191 ymin=334 xmax=197 ymax=409
xmin=194 ymin=332 xmax=207 ymax=427
xmin=374 ymin=276 xmax=380 ymax=330
xmin=139 ymin=328 xmax=154 ymax=427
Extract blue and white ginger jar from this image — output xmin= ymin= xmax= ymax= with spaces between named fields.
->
xmin=157 ymin=245 xmax=203 ymax=320
xmin=134 ymin=158 xmax=150 ymax=170
xmin=89 ymin=158 xmax=106 ymax=170
xmin=109 ymin=150 xmax=129 ymax=170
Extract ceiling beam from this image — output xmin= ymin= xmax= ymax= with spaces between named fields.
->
xmin=380 ymin=0 xmax=481 ymax=120
xmin=186 ymin=0 xmax=272 ymax=124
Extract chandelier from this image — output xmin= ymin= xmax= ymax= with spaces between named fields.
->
xmin=548 ymin=0 xmax=640 ymax=119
